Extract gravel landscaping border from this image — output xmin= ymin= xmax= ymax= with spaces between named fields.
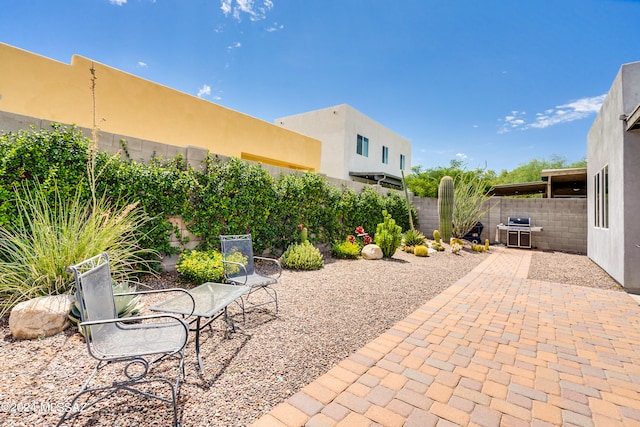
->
xmin=0 ymin=247 xmax=623 ymax=426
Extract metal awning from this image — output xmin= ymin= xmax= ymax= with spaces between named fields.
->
xmin=489 ymin=182 xmax=547 ymax=197
xmin=626 ymin=103 xmax=640 ymax=131
xmin=349 ymin=171 xmax=403 ymax=188
xmin=489 ymin=167 xmax=587 ymax=198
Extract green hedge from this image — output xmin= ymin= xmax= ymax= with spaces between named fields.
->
xmin=0 ymin=125 xmax=418 ymax=257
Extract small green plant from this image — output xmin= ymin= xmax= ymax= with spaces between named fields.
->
xmin=331 ymin=241 xmax=362 ymax=259
xmin=414 ymin=245 xmax=429 ymax=257
xmin=433 ymin=230 xmax=442 ymax=244
xmin=280 ymin=241 xmax=324 ymax=270
xmin=471 ymin=243 xmax=487 ymax=252
xmin=69 ymin=281 xmax=144 ymax=335
xmin=431 ymin=242 xmax=445 ymax=251
xmin=176 ymin=249 xmax=242 ymax=285
xmin=299 ymin=223 xmax=309 ymax=243
xmin=403 ymin=229 xmax=427 ymax=247
xmin=374 ymin=210 xmax=402 ymax=258
xmin=485 ymin=239 xmax=490 ymax=250
xmin=403 ymin=245 xmax=415 ymax=254
xmin=450 ymin=237 xmax=464 ymax=255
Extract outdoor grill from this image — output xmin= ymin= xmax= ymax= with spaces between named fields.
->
xmin=496 ymin=217 xmax=543 ymax=249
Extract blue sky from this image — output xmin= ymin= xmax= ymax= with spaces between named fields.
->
xmin=2 ymin=0 xmax=640 ymax=172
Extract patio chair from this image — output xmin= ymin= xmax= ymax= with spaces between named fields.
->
xmin=58 ymin=252 xmax=194 ymax=427
xmin=219 ymin=234 xmax=282 ymax=315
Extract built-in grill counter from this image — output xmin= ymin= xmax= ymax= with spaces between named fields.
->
xmin=495 ymin=217 xmax=543 ymax=249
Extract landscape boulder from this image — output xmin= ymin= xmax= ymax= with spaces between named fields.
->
xmin=361 ymin=244 xmax=383 ymax=260
xmin=9 ymin=295 xmax=74 ymax=339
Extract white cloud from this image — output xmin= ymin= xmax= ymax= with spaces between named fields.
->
xmin=498 ymin=94 xmax=606 ymax=133
xmin=221 ymin=0 xmax=274 ymax=22
xmin=228 ymin=41 xmax=242 ymax=49
xmin=456 ymin=153 xmax=468 ymax=160
xmin=137 ymin=61 xmax=148 ymax=68
xmin=266 ymin=22 xmax=284 ymax=32
xmin=197 ymin=84 xmax=211 ymax=98
xmin=109 ymin=0 xmax=127 ymax=5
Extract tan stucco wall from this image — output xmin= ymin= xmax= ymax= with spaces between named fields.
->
xmin=0 ymin=43 xmax=321 ymax=171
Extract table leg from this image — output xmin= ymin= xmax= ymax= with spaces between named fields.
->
xmin=195 ymin=316 xmax=204 ymax=375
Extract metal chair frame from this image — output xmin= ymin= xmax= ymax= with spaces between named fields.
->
xmin=219 ymin=234 xmax=282 ymax=315
xmin=58 ymin=253 xmax=194 ymax=427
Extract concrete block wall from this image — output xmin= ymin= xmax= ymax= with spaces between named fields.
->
xmin=1 ymin=110 xmax=398 ymax=194
xmin=0 ymin=110 xmax=211 ymax=169
xmin=413 ymin=196 xmax=587 ymax=253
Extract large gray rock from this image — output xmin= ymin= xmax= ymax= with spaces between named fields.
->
xmin=9 ymin=295 xmax=74 ymax=339
xmin=361 ymin=244 xmax=383 ymax=260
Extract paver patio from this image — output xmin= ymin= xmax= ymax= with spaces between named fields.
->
xmin=251 ymin=247 xmax=640 ymax=427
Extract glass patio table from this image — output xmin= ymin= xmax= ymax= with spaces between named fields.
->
xmin=151 ymin=282 xmax=249 ymax=375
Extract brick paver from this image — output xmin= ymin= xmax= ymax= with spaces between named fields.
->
xmin=251 ymin=247 xmax=640 ymax=426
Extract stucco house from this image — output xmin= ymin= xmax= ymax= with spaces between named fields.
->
xmin=587 ymin=61 xmax=640 ymax=293
xmin=275 ymin=104 xmax=412 ymax=188
xmin=0 ymin=42 xmax=322 ymax=173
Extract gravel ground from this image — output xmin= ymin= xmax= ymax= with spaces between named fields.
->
xmin=0 ymin=247 xmax=624 ymax=426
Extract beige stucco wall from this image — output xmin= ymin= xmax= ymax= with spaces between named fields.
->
xmin=275 ymin=104 xmax=412 ymax=182
xmin=0 ymin=43 xmax=321 ymax=172
xmin=587 ymin=61 xmax=640 ymax=292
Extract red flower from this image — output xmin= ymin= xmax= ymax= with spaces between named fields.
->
xmin=363 ymin=235 xmax=372 ymax=245
xmin=347 ymin=235 xmax=356 ymax=243
xmin=298 ymin=223 xmax=304 ymax=231
xmin=354 ymin=226 xmax=365 ymax=235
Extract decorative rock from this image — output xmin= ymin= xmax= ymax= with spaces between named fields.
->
xmin=9 ymin=295 xmax=74 ymax=339
xmin=361 ymin=244 xmax=383 ymax=260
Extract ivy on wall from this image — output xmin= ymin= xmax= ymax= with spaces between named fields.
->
xmin=0 ymin=125 xmax=417 ymax=257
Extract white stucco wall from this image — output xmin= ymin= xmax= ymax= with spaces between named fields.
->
xmin=275 ymin=104 xmax=412 ymax=183
xmin=587 ymin=61 xmax=640 ymax=291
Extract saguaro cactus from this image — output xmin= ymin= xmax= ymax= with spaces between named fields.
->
xmin=438 ymin=176 xmax=454 ymax=242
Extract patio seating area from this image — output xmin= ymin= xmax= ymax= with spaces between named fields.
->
xmin=252 ymin=247 xmax=640 ymax=427
xmin=1 ymin=247 xmax=637 ymax=426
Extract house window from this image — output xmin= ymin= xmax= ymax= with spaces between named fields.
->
xmin=356 ymin=134 xmax=369 ymax=157
xmin=400 ymin=154 xmax=406 ymax=170
xmin=382 ymin=146 xmax=389 ymax=164
xmin=594 ymin=165 xmax=609 ymax=229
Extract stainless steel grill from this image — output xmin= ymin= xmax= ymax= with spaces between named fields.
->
xmin=507 ymin=217 xmax=532 ymax=248
xmin=496 ymin=217 xmax=543 ymax=249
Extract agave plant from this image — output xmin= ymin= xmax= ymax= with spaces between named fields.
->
xmin=69 ymin=281 xmax=144 ymax=336
xmin=402 ymin=229 xmax=427 ymax=247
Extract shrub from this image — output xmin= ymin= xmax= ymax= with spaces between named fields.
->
xmin=414 ymin=245 xmax=429 ymax=257
xmin=452 ymin=173 xmax=494 ymax=239
xmin=403 ymin=229 xmax=427 ymax=247
xmin=0 ymin=182 xmax=155 ymax=317
xmin=280 ymin=242 xmax=324 ymax=270
xmin=374 ymin=210 xmax=403 ymax=258
xmin=176 ymin=249 xmax=226 ymax=285
xmin=331 ymin=241 xmax=362 ymax=259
